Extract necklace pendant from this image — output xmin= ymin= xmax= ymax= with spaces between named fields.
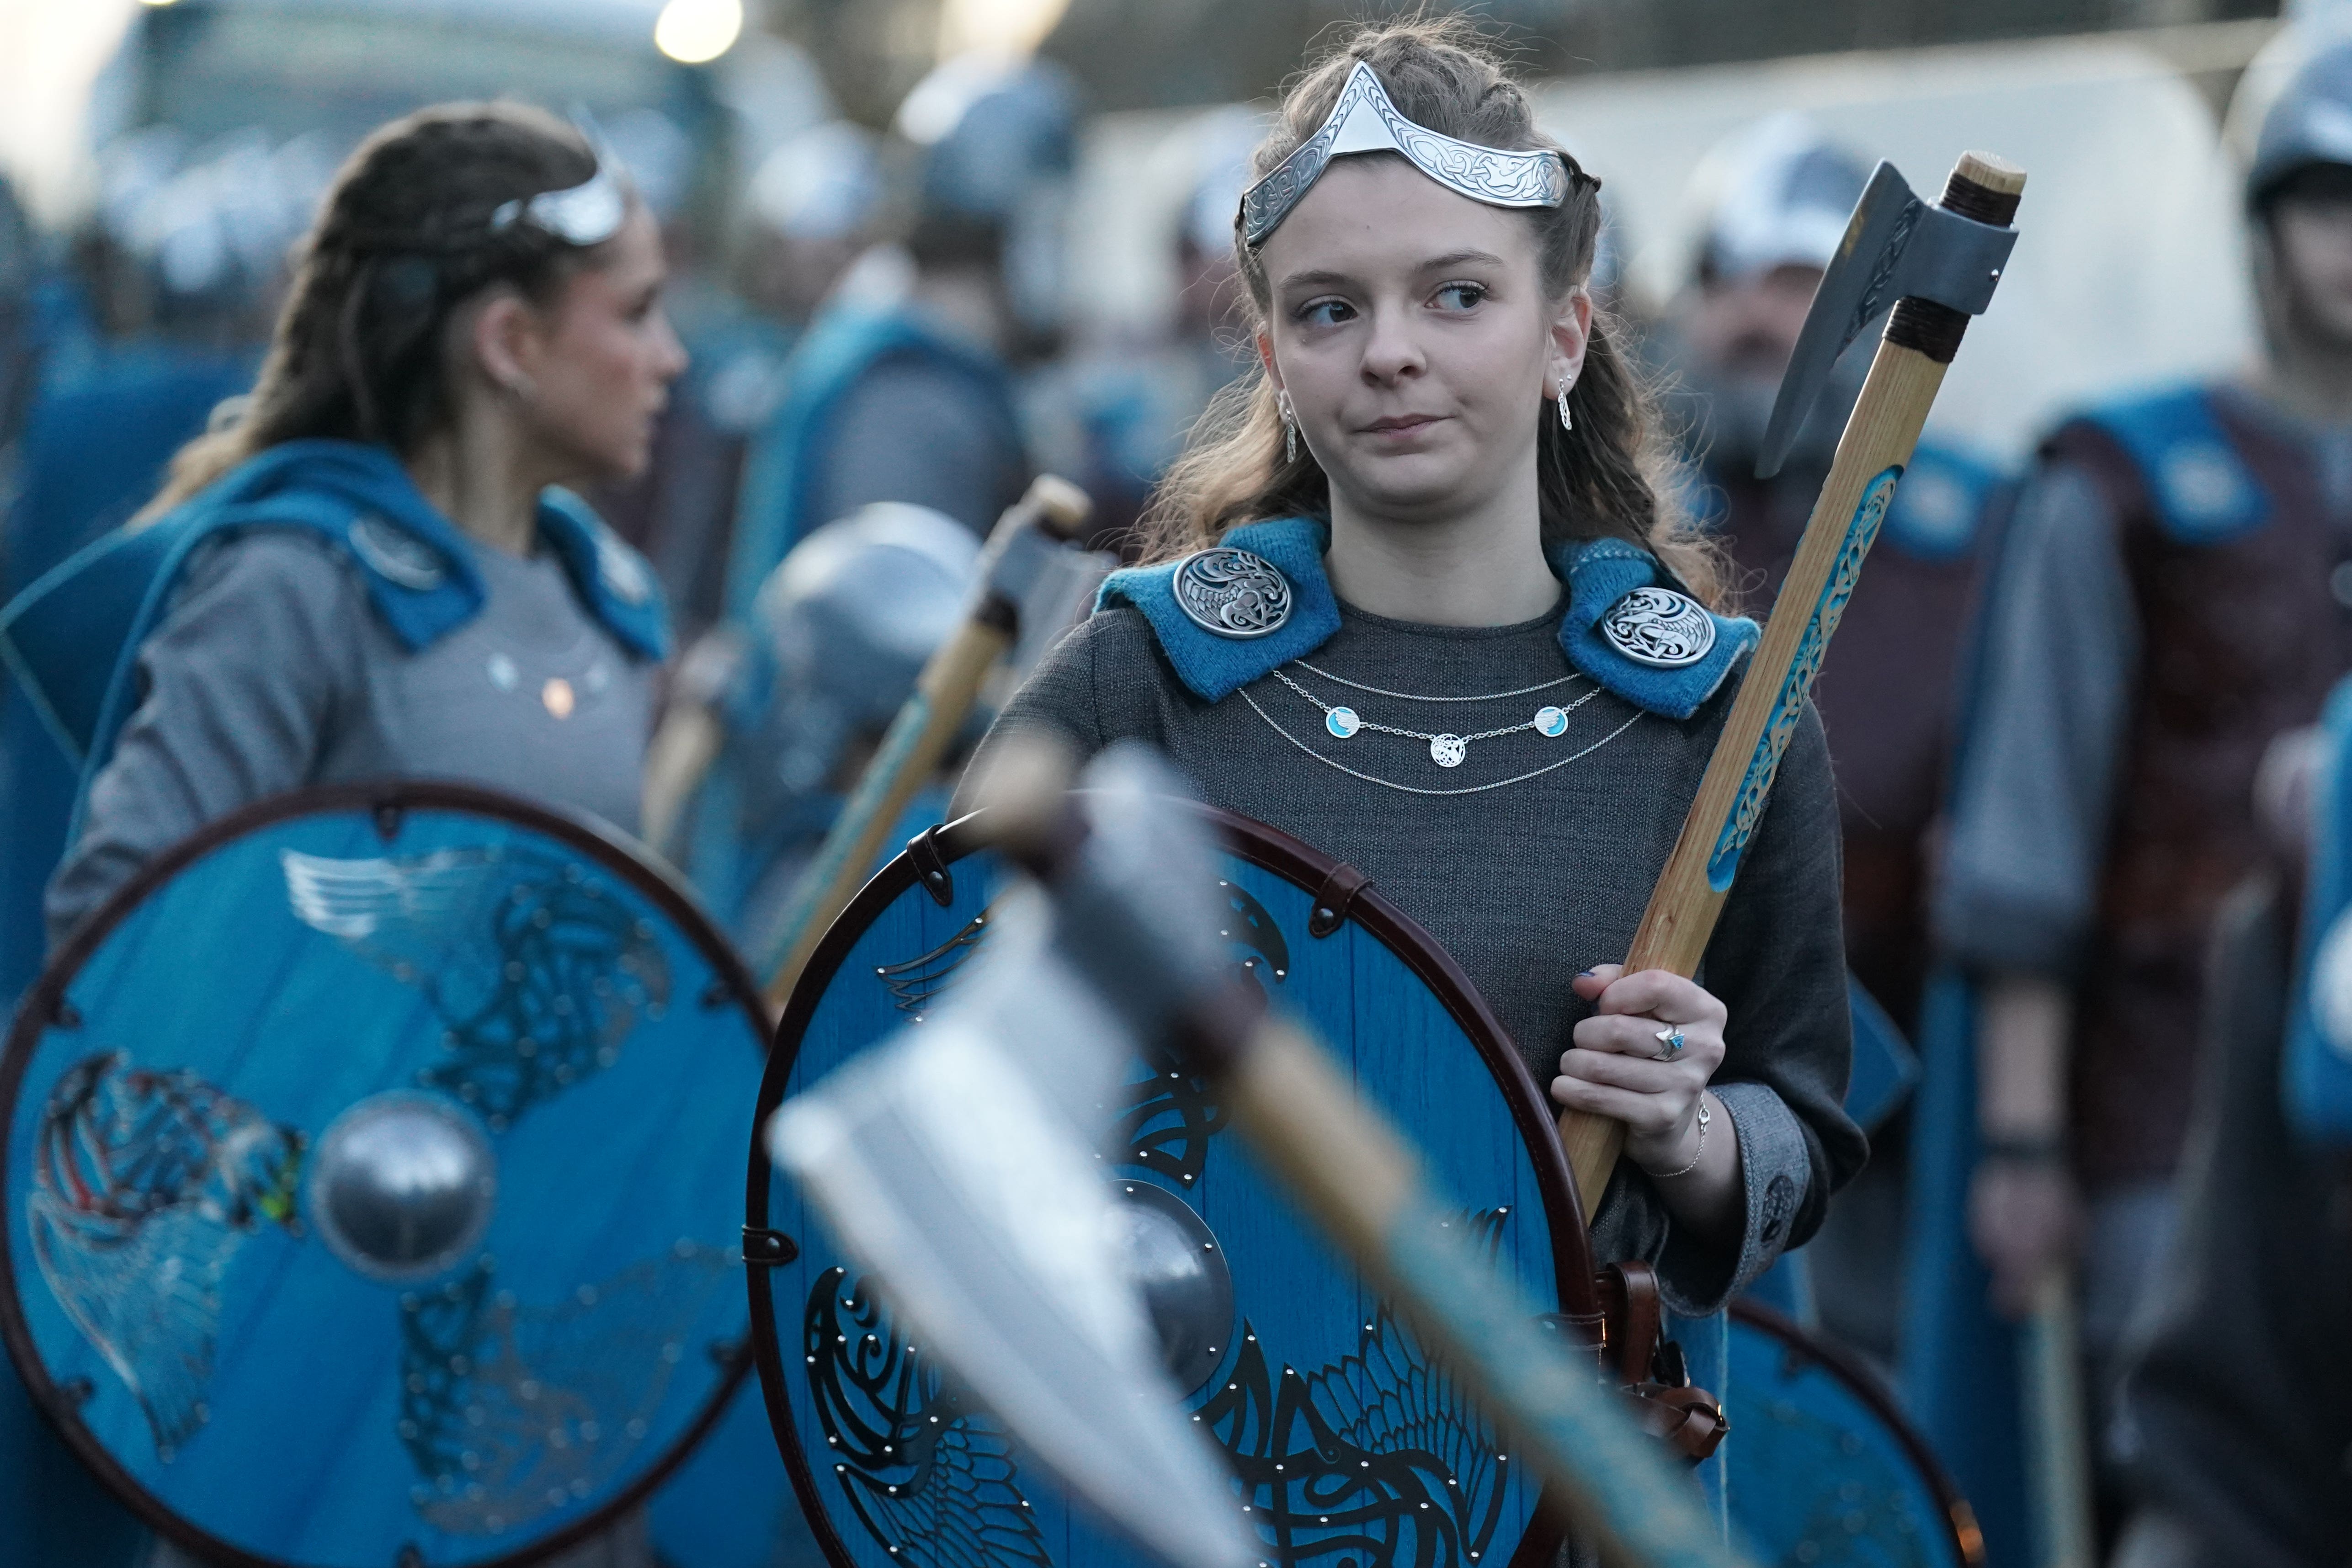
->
xmin=1429 ymin=734 xmax=1467 ymax=768
xmin=1534 ymin=705 xmax=1568 ymax=738
xmin=1326 ymin=706 xmax=1361 ymax=739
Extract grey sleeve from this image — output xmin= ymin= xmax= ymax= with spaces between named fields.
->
xmin=1590 ymin=705 xmax=1863 ymax=1316
xmin=1673 ymin=704 xmax=1862 ymax=1311
xmin=1933 ymin=459 xmax=2139 ymax=976
xmin=45 ymin=533 xmax=364 ymax=948
xmin=809 ymin=360 xmax=1029 ymax=537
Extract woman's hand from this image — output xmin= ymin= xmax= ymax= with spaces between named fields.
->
xmin=1553 ymin=965 xmax=1727 ymax=1177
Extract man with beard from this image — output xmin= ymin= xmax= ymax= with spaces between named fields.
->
xmin=1935 ymin=34 xmax=2352 ymax=1537
xmin=1659 ymin=115 xmax=2003 ymax=1362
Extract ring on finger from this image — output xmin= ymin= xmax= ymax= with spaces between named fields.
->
xmin=1650 ymin=1026 xmax=1686 ymax=1062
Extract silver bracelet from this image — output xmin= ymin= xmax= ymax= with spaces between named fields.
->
xmin=1644 ymin=1094 xmax=1712 ymax=1180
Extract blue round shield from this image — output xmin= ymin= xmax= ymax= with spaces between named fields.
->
xmin=0 ymin=783 xmax=772 ymax=1568
xmin=748 ymin=808 xmax=1600 ymax=1568
xmin=1726 ymin=1301 xmax=1983 ymax=1566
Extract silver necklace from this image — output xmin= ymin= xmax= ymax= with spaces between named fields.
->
xmin=1269 ymin=667 xmax=1602 ymax=769
xmin=1240 ymin=689 xmax=1643 ymax=797
xmin=1289 ymin=659 xmax=1584 ymax=703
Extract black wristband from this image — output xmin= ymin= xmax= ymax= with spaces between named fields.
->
xmin=1978 ymin=1133 xmax=2066 ymax=1164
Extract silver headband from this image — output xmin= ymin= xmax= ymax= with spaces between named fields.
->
xmin=491 ymin=155 xmax=628 ymax=247
xmin=1238 ymin=61 xmax=1578 ymax=248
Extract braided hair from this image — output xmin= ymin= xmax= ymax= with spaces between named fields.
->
xmin=148 ymin=102 xmax=623 ymax=516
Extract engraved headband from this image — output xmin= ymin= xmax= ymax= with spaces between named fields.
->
xmin=491 ymin=151 xmax=628 ymax=247
xmin=1237 ymin=61 xmax=1586 ymax=248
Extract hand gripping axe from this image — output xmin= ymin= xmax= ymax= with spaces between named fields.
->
xmin=773 ymin=741 xmax=1751 ymax=1568
xmin=1555 ymin=152 xmax=2026 ymax=1208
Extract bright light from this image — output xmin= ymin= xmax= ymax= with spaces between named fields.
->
xmin=138 ymin=0 xmax=180 ymax=7
xmin=653 ymin=0 xmax=741 ymax=65
xmin=938 ymin=0 xmax=1071 ymax=58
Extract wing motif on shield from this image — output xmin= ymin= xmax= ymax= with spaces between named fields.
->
xmin=396 ymin=1242 xmax=734 ymax=1536
xmin=802 ymin=1267 xmax=1052 ymax=1568
xmin=282 ymin=848 xmax=671 ymax=1129
xmin=1198 ymin=1212 xmax=1512 ymax=1568
xmin=27 ymin=1051 xmax=303 ymax=1457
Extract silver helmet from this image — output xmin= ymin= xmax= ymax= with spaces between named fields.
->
xmin=747 ymin=503 xmax=982 ymax=804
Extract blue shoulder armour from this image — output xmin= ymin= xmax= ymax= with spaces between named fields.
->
xmin=2285 ymin=675 xmax=2352 ymax=1145
xmin=2075 ymin=383 xmax=2269 ymax=545
xmin=1095 ymin=519 xmax=1757 ymax=722
xmin=1880 ymin=439 xmax=2001 ymax=561
xmin=0 ymin=441 xmax=665 ymax=778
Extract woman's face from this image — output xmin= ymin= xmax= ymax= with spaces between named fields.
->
xmin=1256 ymin=155 xmax=1587 ymax=524
xmin=506 ymin=206 xmax=687 ymax=482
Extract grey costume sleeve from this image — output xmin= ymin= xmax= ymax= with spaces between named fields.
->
xmin=1933 ymin=459 xmax=2138 ymax=975
xmin=1620 ymin=706 xmax=1862 ymax=1315
xmin=45 ymin=533 xmax=365 ymax=948
xmin=809 ymin=361 xmax=1030 ymax=538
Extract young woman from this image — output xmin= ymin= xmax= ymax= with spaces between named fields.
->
xmin=978 ymin=21 xmax=1861 ymax=1313
xmin=37 ymin=103 xmax=686 ymax=946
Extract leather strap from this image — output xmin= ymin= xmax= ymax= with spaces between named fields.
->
xmin=1597 ymin=1261 xmax=1662 ymax=1384
xmin=908 ymin=824 xmax=956 ymax=908
xmin=1307 ymin=862 xmax=1374 ymax=938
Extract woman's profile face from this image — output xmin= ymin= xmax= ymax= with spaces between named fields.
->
xmin=1257 ymin=155 xmax=1586 ymax=525
xmin=512 ymin=205 xmax=687 ymax=483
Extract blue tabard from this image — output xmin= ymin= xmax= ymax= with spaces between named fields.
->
xmin=1878 ymin=437 xmax=2001 ymax=561
xmin=0 ymin=439 xmax=666 ymax=837
xmin=724 ymin=304 xmax=1016 ymax=623
xmin=2284 ymin=673 xmax=2352 ymax=1143
xmin=2072 ymin=382 xmax=2270 ymax=546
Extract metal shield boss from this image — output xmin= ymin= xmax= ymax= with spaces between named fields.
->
xmin=750 ymin=807 xmax=1600 ymax=1568
xmin=0 ymin=784 xmax=771 ymax=1568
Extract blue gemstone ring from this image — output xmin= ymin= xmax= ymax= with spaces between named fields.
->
xmin=1651 ymin=1026 xmax=1686 ymax=1061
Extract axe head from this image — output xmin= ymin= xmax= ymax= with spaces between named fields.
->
xmin=767 ymin=763 xmax=1253 ymax=1568
xmin=1757 ymin=158 xmax=2019 ymax=477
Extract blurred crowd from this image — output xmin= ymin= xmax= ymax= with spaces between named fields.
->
xmin=4 ymin=2 xmax=2352 ymax=1567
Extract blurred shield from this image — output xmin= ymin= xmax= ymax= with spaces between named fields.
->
xmin=747 ymin=806 xmax=1602 ymax=1568
xmin=0 ymin=783 xmax=771 ymax=1568
xmin=1725 ymin=1300 xmax=1983 ymax=1566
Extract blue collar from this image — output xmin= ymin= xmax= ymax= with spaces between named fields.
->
xmin=1096 ymin=517 xmax=1756 ymax=720
xmin=190 ymin=440 xmax=668 ymax=661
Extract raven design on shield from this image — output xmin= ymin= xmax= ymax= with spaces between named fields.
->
xmin=27 ymin=1050 xmax=303 ymax=1458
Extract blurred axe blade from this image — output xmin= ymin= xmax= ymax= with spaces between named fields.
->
xmin=767 ymin=882 xmax=1254 ymax=1568
xmin=1758 ymin=159 xmax=2019 ymax=477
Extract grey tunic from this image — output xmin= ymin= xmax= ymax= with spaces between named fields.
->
xmin=974 ymin=598 xmax=1863 ymax=1314
xmin=48 ymin=528 xmax=655 ymax=947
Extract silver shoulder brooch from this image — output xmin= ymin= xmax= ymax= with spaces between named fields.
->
xmin=1600 ymin=586 xmax=1714 ymax=668
xmin=1173 ymin=547 xmax=1293 ymax=639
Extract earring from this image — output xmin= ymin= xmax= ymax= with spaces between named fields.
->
xmin=1557 ymin=384 xmax=1574 ymax=432
xmin=1279 ymin=390 xmax=1298 ymax=463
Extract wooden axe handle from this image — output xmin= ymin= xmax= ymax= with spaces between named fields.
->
xmin=1559 ymin=152 xmax=2027 ymax=1210
xmin=761 ymin=475 xmax=1091 ymax=1010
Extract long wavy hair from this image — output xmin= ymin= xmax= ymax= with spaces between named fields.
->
xmin=1138 ymin=19 xmax=1719 ymax=605
xmin=144 ymin=102 xmax=623 ymax=518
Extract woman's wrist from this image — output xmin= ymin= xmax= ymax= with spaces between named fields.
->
xmin=1630 ymin=1090 xmax=1713 ymax=1179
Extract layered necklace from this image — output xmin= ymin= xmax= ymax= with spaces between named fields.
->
xmin=1244 ymin=659 xmax=1643 ymax=797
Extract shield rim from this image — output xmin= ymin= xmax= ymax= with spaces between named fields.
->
xmin=1728 ymin=1298 xmax=1986 ymax=1566
xmin=0 ymin=778 xmax=772 ymax=1568
xmin=744 ymin=803 xmax=1600 ymax=1568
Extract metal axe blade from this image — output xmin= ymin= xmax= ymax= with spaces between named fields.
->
xmin=1758 ymin=158 xmax=2019 ymax=477
xmin=768 ymin=895 xmax=1256 ymax=1568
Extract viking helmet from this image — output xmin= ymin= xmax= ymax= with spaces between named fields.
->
xmin=2247 ymin=32 xmax=2352 ymax=210
xmin=1686 ymin=113 xmax=1870 ymax=285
